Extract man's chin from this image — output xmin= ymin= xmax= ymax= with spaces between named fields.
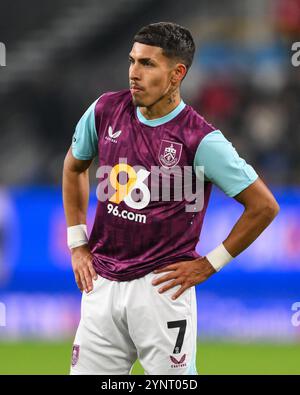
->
xmin=131 ymin=96 xmax=145 ymax=107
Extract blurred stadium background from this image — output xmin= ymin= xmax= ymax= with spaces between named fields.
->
xmin=0 ymin=0 xmax=300 ymax=374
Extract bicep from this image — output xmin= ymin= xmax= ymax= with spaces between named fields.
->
xmin=64 ymin=146 xmax=93 ymax=174
xmin=234 ymin=177 xmax=277 ymax=208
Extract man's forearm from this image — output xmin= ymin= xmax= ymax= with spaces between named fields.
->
xmin=63 ymin=167 xmax=90 ymax=227
xmin=223 ymin=204 xmax=279 ymax=257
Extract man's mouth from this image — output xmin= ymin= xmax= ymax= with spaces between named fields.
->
xmin=130 ymin=85 xmax=144 ymax=93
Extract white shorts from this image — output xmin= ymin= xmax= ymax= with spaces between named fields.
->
xmin=70 ymin=271 xmax=198 ymax=375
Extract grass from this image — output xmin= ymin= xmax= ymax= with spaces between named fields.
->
xmin=0 ymin=341 xmax=299 ymax=375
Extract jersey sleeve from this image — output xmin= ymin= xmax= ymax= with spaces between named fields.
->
xmin=193 ymin=129 xmax=258 ymax=197
xmin=72 ymin=100 xmax=98 ymax=160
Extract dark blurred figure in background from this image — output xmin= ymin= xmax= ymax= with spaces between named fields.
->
xmin=0 ymin=0 xmax=299 ymax=186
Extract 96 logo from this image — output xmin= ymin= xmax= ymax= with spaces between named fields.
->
xmin=108 ymin=163 xmax=150 ymax=210
xmin=96 ymin=158 xmax=205 ymax=214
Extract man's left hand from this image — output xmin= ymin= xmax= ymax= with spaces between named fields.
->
xmin=152 ymin=257 xmax=216 ymax=300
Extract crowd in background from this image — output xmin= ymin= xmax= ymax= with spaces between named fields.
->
xmin=0 ymin=0 xmax=299 ymax=186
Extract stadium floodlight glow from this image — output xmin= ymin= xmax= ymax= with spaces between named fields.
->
xmin=0 ymin=42 xmax=6 ymax=67
xmin=291 ymin=42 xmax=300 ymax=67
xmin=0 ymin=302 xmax=6 ymax=327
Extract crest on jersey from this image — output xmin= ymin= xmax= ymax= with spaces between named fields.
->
xmin=71 ymin=344 xmax=80 ymax=367
xmin=159 ymin=140 xmax=182 ymax=168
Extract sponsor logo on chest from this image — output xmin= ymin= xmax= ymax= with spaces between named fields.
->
xmin=105 ymin=126 xmax=122 ymax=144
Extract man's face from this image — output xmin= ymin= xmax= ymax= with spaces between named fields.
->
xmin=129 ymin=42 xmax=175 ymax=107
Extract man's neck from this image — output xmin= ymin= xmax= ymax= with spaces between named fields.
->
xmin=139 ymin=90 xmax=181 ymax=120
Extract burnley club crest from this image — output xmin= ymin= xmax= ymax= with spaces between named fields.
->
xmin=159 ymin=140 xmax=183 ymax=168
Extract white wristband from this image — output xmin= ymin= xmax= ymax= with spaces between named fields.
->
xmin=205 ymin=243 xmax=233 ymax=272
xmin=67 ymin=224 xmax=88 ymax=250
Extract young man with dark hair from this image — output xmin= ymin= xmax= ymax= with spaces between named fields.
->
xmin=63 ymin=22 xmax=279 ymax=375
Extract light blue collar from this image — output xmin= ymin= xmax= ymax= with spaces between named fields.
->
xmin=136 ymin=100 xmax=186 ymax=127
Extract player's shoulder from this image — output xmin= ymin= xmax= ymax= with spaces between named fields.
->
xmin=93 ymin=89 xmax=132 ymax=130
xmin=184 ymin=104 xmax=216 ymax=138
xmin=94 ymin=89 xmax=132 ymax=112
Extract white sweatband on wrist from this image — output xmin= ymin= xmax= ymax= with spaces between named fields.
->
xmin=205 ymin=243 xmax=233 ymax=272
xmin=67 ymin=224 xmax=88 ymax=250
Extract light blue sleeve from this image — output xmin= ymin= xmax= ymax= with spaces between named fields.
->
xmin=72 ymin=100 xmax=98 ymax=160
xmin=193 ymin=130 xmax=258 ymax=197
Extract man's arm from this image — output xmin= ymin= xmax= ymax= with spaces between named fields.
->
xmin=152 ymin=178 xmax=279 ymax=300
xmin=63 ymin=97 xmax=99 ymax=292
xmin=223 ymin=177 xmax=279 ymax=257
xmin=63 ymin=147 xmax=92 ymax=226
xmin=152 ymin=130 xmax=280 ymax=300
xmin=63 ymin=147 xmax=97 ymax=293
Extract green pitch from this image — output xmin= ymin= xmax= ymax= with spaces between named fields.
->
xmin=0 ymin=341 xmax=299 ymax=375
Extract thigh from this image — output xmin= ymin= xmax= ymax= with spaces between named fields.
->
xmin=70 ymin=276 xmax=137 ymax=375
xmin=127 ymin=272 xmax=198 ymax=375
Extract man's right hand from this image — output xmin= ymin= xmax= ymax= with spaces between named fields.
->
xmin=71 ymin=245 xmax=98 ymax=293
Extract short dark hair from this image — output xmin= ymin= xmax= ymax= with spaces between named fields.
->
xmin=133 ymin=22 xmax=195 ymax=71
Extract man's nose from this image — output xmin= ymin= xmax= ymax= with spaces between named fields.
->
xmin=129 ymin=63 xmax=141 ymax=80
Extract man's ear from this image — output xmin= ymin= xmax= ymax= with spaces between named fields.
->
xmin=171 ymin=63 xmax=187 ymax=84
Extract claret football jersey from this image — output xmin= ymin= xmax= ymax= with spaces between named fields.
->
xmin=72 ymin=90 xmax=258 ymax=281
